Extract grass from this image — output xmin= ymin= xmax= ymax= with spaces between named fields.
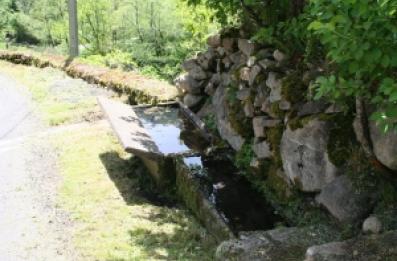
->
xmin=0 ymin=59 xmax=216 ymax=259
xmin=0 ymin=61 xmax=103 ymax=126
xmin=0 ymin=49 xmax=179 ymax=103
xmin=52 ymin=124 xmax=216 ymax=260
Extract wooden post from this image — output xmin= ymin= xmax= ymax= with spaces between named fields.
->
xmin=68 ymin=0 xmax=79 ymax=57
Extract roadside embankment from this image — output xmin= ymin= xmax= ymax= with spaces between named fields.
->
xmin=0 ymin=50 xmax=178 ymax=104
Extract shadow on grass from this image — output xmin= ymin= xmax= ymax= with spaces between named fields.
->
xmin=105 ymin=213 xmax=216 ymax=261
xmin=125 ymin=224 xmax=215 ymax=261
xmin=99 ymin=151 xmax=176 ymax=207
xmin=99 ymin=151 xmax=217 ymax=260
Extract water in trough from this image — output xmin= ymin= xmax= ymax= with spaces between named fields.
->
xmin=133 ymin=105 xmax=280 ymax=234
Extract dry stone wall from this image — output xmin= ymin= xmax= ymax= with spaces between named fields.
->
xmin=176 ymin=30 xmax=397 ymax=226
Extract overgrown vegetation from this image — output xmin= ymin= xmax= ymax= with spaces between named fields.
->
xmin=2 ymin=0 xmax=396 ymax=127
xmin=0 ymin=0 xmax=218 ymax=81
xmin=309 ymin=0 xmax=397 ymax=133
xmin=186 ymin=0 xmax=397 ymax=132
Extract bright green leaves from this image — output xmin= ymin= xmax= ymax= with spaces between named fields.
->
xmin=371 ymin=78 xmax=397 ymax=132
xmin=309 ymin=0 xmax=397 ymax=132
xmin=379 ymin=78 xmax=397 ymax=102
xmin=308 ymin=21 xmax=323 ymax=30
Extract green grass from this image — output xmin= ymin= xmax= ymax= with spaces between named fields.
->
xmin=0 ymin=59 xmax=217 ymax=259
xmin=52 ymin=124 xmax=216 ymax=260
xmin=0 ymin=61 xmax=101 ymax=126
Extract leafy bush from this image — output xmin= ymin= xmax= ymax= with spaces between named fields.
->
xmin=309 ymin=0 xmax=397 ymax=132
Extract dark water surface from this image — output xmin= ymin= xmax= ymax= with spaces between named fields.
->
xmin=134 ymin=105 xmax=280 ymax=233
xmin=183 ymin=154 xmax=281 ymax=233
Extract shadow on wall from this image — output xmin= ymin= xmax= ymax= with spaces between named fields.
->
xmin=99 ymin=151 xmax=175 ymax=207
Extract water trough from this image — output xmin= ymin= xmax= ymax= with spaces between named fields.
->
xmin=98 ymin=97 xmax=280 ymax=242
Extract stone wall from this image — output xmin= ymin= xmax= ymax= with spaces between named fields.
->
xmin=176 ymin=30 xmax=397 ymax=226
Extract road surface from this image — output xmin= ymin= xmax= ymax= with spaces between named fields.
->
xmin=0 ymin=73 xmax=79 ymax=261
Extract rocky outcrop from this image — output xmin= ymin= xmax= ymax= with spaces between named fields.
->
xmin=213 ymin=86 xmax=245 ymax=151
xmin=369 ymin=121 xmax=397 ymax=171
xmin=315 ymin=175 xmax=372 ymax=224
xmin=305 ymin=230 xmax=397 ymax=261
xmin=216 ymin=226 xmax=338 ymax=261
xmin=281 ymin=119 xmax=339 ymax=192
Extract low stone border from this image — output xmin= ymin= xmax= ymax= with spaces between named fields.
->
xmin=0 ymin=50 xmax=178 ymax=104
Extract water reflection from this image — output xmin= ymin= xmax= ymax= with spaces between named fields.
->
xmin=135 ymin=106 xmax=190 ymax=155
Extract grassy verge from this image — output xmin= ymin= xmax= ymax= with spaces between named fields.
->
xmin=0 ymin=50 xmax=179 ymax=103
xmin=0 ymin=59 xmax=216 ymax=259
xmin=0 ymin=61 xmax=106 ymax=126
xmin=52 ymin=124 xmax=216 ymax=260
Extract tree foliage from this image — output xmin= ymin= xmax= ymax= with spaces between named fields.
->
xmin=0 ymin=0 xmax=217 ymax=80
xmin=309 ymin=0 xmax=397 ymax=132
xmin=187 ymin=0 xmax=397 ymax=132
xmin=1 ymin=0 xmax=396 ymax=130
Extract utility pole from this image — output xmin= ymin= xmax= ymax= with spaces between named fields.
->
xmin=68 ymin=0 xmax=79 ymax=57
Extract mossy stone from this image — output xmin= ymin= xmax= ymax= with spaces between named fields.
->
xmin=270 ymin=102 xmax=285 ymax=118
xmin=281 ymin=71 xmax=307 ymax=104
xmin=265 ymin=166 xmax=292 ymax=203
xmin=325 ymin=112 xmax=356 ymax=167
xmin=265 ymin=125 xmax=284 ymax=167
xmin=226 ymin=87 xmax=254 ymax=138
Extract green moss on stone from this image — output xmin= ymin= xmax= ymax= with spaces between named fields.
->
xmin=288 ymin=117 xmax=304 ymax=131
xmin=265 ymin=166 xmax=292 ymax=204
xmin=254 ymin=74 xmax=267 ymax=86
xmin=235 ymin=141 xmax=255 ymax=171
xmin=281 ymin=71 xmax=307 ymax=104
xmin=270 ymin=102 xmax=285 ymax=118
xmin=265 ymin=125 xmax=284 ymax=167
xmin=226 ymin=86 xmax=254 ymax=138
xmin=203 ymin=114 xmax=217 ymax=133
xmin=326 ymin=112 xmax=356 ymax=167
xmin=287 ymin=114 xmax=319 ymax=131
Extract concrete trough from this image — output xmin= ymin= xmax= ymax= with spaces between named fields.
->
xmin=98 ymin=97 xmax=279 ymax=242
xmin=98 ymin=97 xmax=206 ymax=185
